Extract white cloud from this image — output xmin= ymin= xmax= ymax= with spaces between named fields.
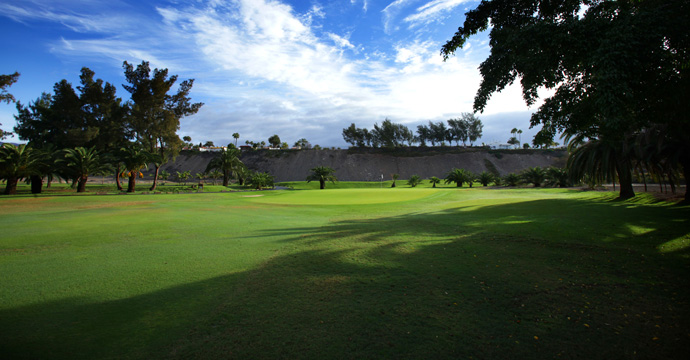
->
xmin=404 ymin=0 xmax=471 ymax=25
xmin=2 ymin=0 xmax=540 ymax=147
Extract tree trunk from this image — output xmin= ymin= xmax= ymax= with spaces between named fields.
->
xmin=71 ymin=178 xmax=78 ymax=189
xmin=127 ymin=175 xmax=136 ymax=193
xmin=681 ymin=157 xmax=690 ymax=203
xmin=150 ymin=165 xmax=160 ymax=191
xmin=616 ymin=157 xmax=635 ymax=200
xmin=4 ymin=176 xmax=18 ymax=195
xmin=432 ymin=183 xmax=436 ymax=188
xmin=115 ymin=166 xmax=123 ymax=191
xmin=31 ymin=175 xmax=43 ymax=194
xmin=47 ymin=175 xmax=52 ymax=188
xmin=223 ymin=172 xmax=229 ymax=187
xmin=77 ymin=176 xmax=88 ymax=193
xmin=320 ymin=179 xmax=325 ymax=189
xmin=457 ymin=182 xmax=461 ymax=187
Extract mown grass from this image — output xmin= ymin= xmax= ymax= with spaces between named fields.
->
xmin=0 ymin=186 xmax=688 ymax=359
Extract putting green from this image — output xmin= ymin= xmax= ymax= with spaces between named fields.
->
xmin=247 ymin=188 xmax=446 ymax=205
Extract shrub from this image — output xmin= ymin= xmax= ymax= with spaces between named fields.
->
xmin=407 ymin=175 xmax=421 ymax=187
xmin=504 ymin=173 xmax=520 ymax=187
xmin=477 ymin=171 xmax=494 ymax=186
xmin=521 ymin=167 xmax=546 ymax=187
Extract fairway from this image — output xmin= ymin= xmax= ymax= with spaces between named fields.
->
xmin=0 ymin=188 xmax=688 ymax=359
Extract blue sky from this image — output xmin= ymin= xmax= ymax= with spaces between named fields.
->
xmin=1 ymin=0 xmax=545 ymax=147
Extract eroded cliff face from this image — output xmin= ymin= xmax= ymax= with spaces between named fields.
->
xmin=160 ymin=148 xmax=567 ymax=182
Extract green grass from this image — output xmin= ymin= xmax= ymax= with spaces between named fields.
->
xmin=0 ymin=186 xmax=688 ymax=359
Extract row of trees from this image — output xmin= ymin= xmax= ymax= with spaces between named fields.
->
xmin=3 ymin=61 xmax=203 ymax=193
xmin=342 ymin=114 xmax=484 ymax=148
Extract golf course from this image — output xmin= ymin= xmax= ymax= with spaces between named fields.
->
xmin=1 ymin=186 xmax=688 ymax=359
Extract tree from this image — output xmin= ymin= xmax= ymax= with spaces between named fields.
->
xmin=294 ymin=138 xmax=312 ymax=149
xmin=466 ymin=113 xmax=484 ymax=146
xmin=232 ymin=133 xmax=240 ymax=147
xmin=183 ymin=136 xmax=192 ymax=143
xmin=521 ymin=167 xmax=546 ymax=187
xmin=407 ymin=175 xmax=421 ymax=187
xmin=159 ymin=170 xmax=169 ymax=185
xmin=477 ymin=171 xmax=494 ymax=187
xmin=117 ymin=145 xmax=158 ymax=193
xmin=507 ymin=137 xmax=520 ymax=148
xmin=306 ymin=166 xmax=337 ymax=189
xmin=122 ymin=61 xmax=203 ymax=192
xmin=503 ymin=173 xmax=520 ymax=187
xmin=268 ymin=134 xmax=281 ymax=148
xmin=249 ymin=172 xmax=274 ymax=190
xmin=429 ymin=176 xmax=441 ymax=188
xmin=545 ymin=167 xmax=571 ymax=188
xmin=203 ymin=141 xmax=214 ymax=147
xmin=391 ymin=173 xmax=399 ymax=188
xmin=209 ymin=169 xmax=222 ymax=185
xmin=205 ymin=147 xmax=245 ymax=186
xmin=416 ymin=124 xmax=431 ymax=147
xmin=177 ymin=170 xmax=191 ymax=186
xmin=0 ymin=144 xmax=41 ymax=195
xmin=447 ymin=118 xmax=468 ymax=146
xmin=442 ymin=0 xmax=689 ymax=200
xmin=444 ymin=168 xmax=472 ymax=187
xmin=1 ymin=72 xmax=20 ymax=139
xmin=60 ymin=147 xmax=111 ymax=193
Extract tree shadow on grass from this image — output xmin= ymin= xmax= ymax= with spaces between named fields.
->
xmin=1 ymin=198 xmax=688 ymax=359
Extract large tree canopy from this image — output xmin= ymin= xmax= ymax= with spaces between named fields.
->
xmin=122 ymin=61 xmax=203 ymax=190
xmin=442 ymin=0 xmax=689 ymax=199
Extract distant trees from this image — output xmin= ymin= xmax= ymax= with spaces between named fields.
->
xmin=306 ymin=166 xmax=337 ymax=189
xmin=343 ymin=115 xmax=483 ymax=148
xmin=292 ymin=138 xmax=311 ymax=149
xmin=268 ymin=134 xmax=281 ymax=148
xmin=232 ymin=133 xmax=240 ymax=147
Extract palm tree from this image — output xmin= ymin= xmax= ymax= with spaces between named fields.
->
xmin=545 ymin=167 xmax=570 ymax=188
xmin=159 ymin=170 xmax=169 ymax=185
xmin=177 ymin=170 xmax=191 ymax=186
xmin=407 ymin=175 xmax=421 ymax=187
xmin=391 ymin=173 xmax=399 ymax=188
xmin=249 ymin=171 xmax=274 ymax=190
xmin=0 ymin=143 xmax=41 ymax=195
xmin=477 ymin=171 xmax=494 ymax=186
xmin=429 ymin=176 xmax=441 ymax=188
xmin=504 ymin=173 xmax=520 ymax=187
xmin=60 ymin=147 xmax=111 ymax=193
xmin=521 ymin=167 xmax=546 ymax=187
xmin=117 ymin=146 xmax=158 ymax=193
xmin=206 ymin=148 xmax=244 ymax=186
xmin=232 ymin=132 xmax=240 ymax=147
xmin=444 ymin=168 xmax=472 ymax=187
xmin=209 ymin=169 xmax=222 ymax=185
xmin=306 ymin=166 xmax=337 ymax=189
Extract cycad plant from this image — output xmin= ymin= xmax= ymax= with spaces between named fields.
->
xmin=444 ymin=168 xmax=472 ymax=187
xmin=503 ymin=173 xmax=520 ymax=187
xmin=521 ymin=167 xmax=546 ymax=187
xmin=429 ymin=176 xmax=441 ymax=188
xmin=306 ymin=166 xmax=337 ymax=189
xmin=407 ymin=175 xmax=421 ymax=187
xmin=0 ymin=143 xmax=41 ymax=195
xmin=61 ymin=147 xmax=111 ymax=193
xmin=477 ymin=171 xmax=494 ymax=186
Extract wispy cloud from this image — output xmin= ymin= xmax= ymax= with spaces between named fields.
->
xmin=404 ymin=0 xmax=471 ymax=26
xmin=2 ymin=0 xmax=541 ymax=146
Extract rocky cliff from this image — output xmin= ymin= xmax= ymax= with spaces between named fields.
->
xmin=160 ymin=148 xmax=567 ymax=182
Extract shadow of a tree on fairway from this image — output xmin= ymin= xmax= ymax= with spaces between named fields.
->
xmin=1 ymin=198 xmax=688 ymax=359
